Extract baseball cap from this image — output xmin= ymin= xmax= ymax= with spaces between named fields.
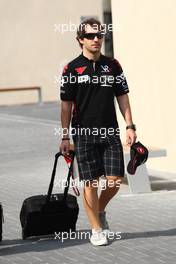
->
xmin=127 ymin=141 xmax=149 ymax=175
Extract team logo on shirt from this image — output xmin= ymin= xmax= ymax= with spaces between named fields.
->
xmin=101 ymin=65 xmax=111 ymax=73
xmin=116 ymin=72 xmax=128 ymax=89
xmin=75 ymin=66 xmax=87 ymax=74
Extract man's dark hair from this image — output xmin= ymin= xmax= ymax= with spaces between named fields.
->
xmin=76 ymin=18 xmax=104 ymax=48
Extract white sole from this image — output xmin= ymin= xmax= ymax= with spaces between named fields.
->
xmin=90 ymin=239 xmax=108 ymax=246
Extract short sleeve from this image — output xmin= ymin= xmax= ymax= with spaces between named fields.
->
xmin=112 ymin=59 xmax=129 ymax=97
xmin=60 ymin=64 xmax=77 ymax=101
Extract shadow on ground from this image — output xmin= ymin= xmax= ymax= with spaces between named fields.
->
xmin=122 ymin=175 xmax=176 ymax=192
xmin=149 ymin=175 xmax=176 ymax=191
xmin=0 ymin=228 xmax=176 ymax=256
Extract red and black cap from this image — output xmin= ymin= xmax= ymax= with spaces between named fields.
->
xmin=127 ymin=141 xmax=148 ymax=175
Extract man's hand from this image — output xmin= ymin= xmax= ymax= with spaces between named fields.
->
xmin=59 ymin=140 xmax=70 ymax=155
xmin=126 ymin=129 xmax=137 ymax=146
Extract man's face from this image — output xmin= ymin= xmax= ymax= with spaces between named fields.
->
xmin=79 ymin=24 xmax=104 ymax=53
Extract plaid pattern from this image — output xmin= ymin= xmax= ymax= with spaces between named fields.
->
xmin=72 ymin=134 xmax=124 ymax=181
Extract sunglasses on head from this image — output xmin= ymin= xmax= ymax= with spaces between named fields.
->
xmin=82 ymin=32 xmax=105 ymax=40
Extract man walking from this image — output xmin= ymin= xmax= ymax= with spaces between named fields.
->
xmin=60 ymin=18 xmax=137 ymax=246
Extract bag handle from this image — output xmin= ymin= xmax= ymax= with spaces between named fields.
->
xmin=63 ymin=155 xmax=80 ymax=197
xmin=45 ymin=150 xmax=75 ymax=204
xmin=62 ymin=150 xmax=75 ymax=201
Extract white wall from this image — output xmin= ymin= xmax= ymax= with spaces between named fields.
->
xmin=111 ymin=0 xmax=176 ymax=176
xmin=0 ymin=0 xmax=103 ymax=104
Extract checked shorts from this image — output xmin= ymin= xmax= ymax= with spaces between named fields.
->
xmin=72 ymin=134 xmax=125 ymax=181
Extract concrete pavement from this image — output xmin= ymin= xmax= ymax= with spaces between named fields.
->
xmin=0 ymin=102 xmax=176 ymax=264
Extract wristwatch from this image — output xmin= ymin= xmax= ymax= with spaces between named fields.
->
xmin=126 ymin=124 xmax=136 ymax=131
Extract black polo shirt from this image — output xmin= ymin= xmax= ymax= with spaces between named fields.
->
xmin=60 ymin=53 xmax=129 ymax=131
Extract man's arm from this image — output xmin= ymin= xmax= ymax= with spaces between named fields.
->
xmin=60 ymin=101 xmax=72 ymax=154
xmin=59 ymin=61 xmax=77 ymax=154
xmin=61 ymin=101 xmax=72 ymax=137
xmin=116 ymin=94 xmax=137 ymax=146
xmin=116 ymin=94 xmax=133 ymax=125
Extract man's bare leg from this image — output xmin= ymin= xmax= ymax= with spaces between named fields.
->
xmin=82 ymin=177 xmax=102 ymax=229
xmin=98 ymin=176 xmax=123 ymax=212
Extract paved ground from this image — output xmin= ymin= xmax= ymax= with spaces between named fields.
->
xmin=0 ymin=102 xmax=176 ymax=264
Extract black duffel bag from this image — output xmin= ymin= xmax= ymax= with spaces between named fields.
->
xmin=20 ymin=150 xmax=79 ymax=239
